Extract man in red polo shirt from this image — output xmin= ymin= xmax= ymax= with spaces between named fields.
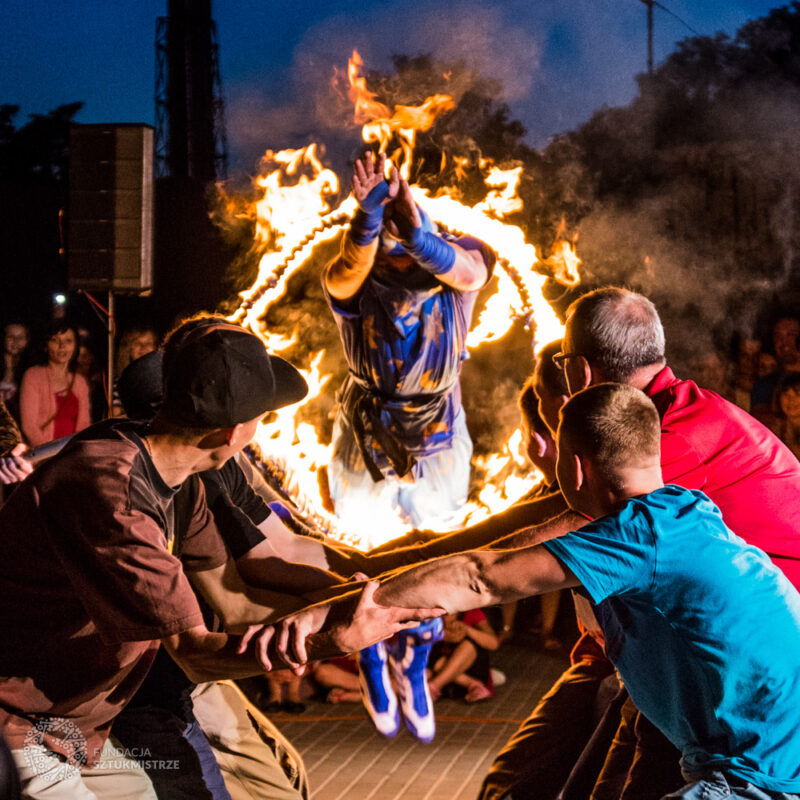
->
xmin=479 ymin=287 xmax=800 ymax=800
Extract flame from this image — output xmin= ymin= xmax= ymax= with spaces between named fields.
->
xmin=228 ymin=52 xmax=580 ymax=547
xmin=538 ymin=217 xmax=581 ymax=288
xmin=347 ymin=51 xmax=455 ymax=180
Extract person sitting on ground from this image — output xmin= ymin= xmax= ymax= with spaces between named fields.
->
xmin=428 ymin=609 xmax=498 ymax=703
xmin=311 ymin=656 xmax=362 ymax=705
xmin=19 ymin=319 xmax=90 ymax=446
xmin=375 ymin=382 xmax=800 ymax=799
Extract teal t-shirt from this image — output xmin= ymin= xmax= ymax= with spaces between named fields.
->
xmin=544 ymin=485 xmax=800 ymax=791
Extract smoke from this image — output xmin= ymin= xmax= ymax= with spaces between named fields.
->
xmin=572 ymin=172 xmax=800 ymax=373
xmin=225 ymin=1 xmax=543 ymax=171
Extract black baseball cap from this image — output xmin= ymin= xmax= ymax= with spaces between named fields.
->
xmin=117 ymin=350 xmax=164 ymax=420
xmin=161 ymin=327 xmax=308 ymax=427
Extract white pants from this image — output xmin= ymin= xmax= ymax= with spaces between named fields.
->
xmin=328 ymin=410 xmax=473 ymax=535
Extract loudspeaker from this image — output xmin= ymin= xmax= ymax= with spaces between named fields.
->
xmin=68 ymin=124 xmax=154 ymax=292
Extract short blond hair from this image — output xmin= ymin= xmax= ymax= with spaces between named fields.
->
xmin=558 ymin=383 xmax=660 ymax=489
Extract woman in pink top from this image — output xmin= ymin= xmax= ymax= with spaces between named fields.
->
xmin=20 ymin=321 xmax=90 ymax=446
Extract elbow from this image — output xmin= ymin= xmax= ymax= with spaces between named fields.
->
xmin=461 ymin=271 xmax=488 ymax=292
xmin=462 ymin=553 xmax=499 ymax=608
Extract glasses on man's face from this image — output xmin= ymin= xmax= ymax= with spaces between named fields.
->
xmin=552 ymin=352 xmax=583 ymax=371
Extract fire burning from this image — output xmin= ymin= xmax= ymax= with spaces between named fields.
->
xmin=227 ymin=52 xmax=580 ymax=548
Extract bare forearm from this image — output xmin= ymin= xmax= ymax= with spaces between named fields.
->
xmin=165 ymin=630 xmax=292 ymax=681
xmin=238 ymin=555 xmax=344 ymax=596
xmin=465 ymin=624 xmax=499 ymax=651
xmin=374 ymin=546 xmax=577 ymax=614
xmin=225 ymin=588 xmax=307 ymax=631
xmin=347 ymin=492 xmax=570 ymax=576
xmin=488 ymin=508 xmax=584 ymax=549
xmin=434 ymin=243 xmax=487 ymax=291
xmin=374 ymin=552 xmax=496 ymax=613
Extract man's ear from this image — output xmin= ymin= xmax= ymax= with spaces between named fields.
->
xmin=566 ymin=357 xmax=593 ymax=394
xmin=225 ymin=423 xmax=243 ymax=447
xmin=579 ymin=356 xmax=595 ymax=390
xmin=573 ymin=452 xmax=586 ymax=492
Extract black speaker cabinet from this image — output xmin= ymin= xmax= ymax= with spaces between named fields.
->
xmin=68 ymin=124 xmax=154 ymax=292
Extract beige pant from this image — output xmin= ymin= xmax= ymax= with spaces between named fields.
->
xmin=191 ymin=681 xmax=309 ymax=800
xmin=12 ymin=736 xmax=157 ymax=799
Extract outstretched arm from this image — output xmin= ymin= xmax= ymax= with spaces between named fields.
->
xmin=242 ymin=579 xmax=445 ymax=672
xmin=385 ymin=179 xmax=488 ymax=292
xmin=337 ymin=493 xmax=576 ymax=576
xmin=325 ymin=151 xmax=399 ymax=301
xmin=373 ymin=545 xmax=580 ymax=615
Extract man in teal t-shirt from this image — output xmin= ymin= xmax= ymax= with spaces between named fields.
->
xmin=374 ymin=383 xmax=800 ymax=798
xmin=545 ymin=484 xmax=800 ymax=791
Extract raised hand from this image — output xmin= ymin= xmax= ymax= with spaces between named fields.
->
xmin=352 ymin=152 xmax=399 ymax=213
xmin=383 ymin=177 xmax=422 ymax=241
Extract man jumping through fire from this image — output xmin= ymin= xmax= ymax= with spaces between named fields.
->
xmin=322 ymin=151 xmax=495 ymax=742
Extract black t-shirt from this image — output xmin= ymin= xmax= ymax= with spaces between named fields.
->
xmin=199 ymin=456 xmax=271 ymax=559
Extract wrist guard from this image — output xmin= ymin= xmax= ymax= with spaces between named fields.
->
xmin=350 ymin=181 xmax=391 ymax=246
xmin=395 ymin=211 xmax=455 ymax=275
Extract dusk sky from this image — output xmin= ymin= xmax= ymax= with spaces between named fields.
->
xmin=2 ymin=1 xmax=788 ymax=171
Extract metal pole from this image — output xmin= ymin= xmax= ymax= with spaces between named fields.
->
xmin=645 ymin=0 xmax=654 ymax=74
xmin=107 ymin=290 xmax=115 ymax=416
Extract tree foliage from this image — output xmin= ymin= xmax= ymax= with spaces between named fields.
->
xmin=0 ymin=102 xmax=83 ymax=182
xmin=524 ymin=3 xmax=800 ymax=358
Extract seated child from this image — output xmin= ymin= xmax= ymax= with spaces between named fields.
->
xmin=428 ymin=610 xmax=499 ymax=702
xmin=312 ymin=655 xmax=362 ymax=704
xmin=380 ymin=382 xmax=800 ymax=798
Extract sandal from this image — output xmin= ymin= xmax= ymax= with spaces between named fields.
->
xmin=465 ymin=680 xmax=493 ymax=703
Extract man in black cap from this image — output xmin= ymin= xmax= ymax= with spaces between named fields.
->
xmin=0 ymin=320 xmax=437 ymax=799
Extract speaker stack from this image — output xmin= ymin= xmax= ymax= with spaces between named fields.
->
xmin=67 ymin=124 xmax=154 ymax=293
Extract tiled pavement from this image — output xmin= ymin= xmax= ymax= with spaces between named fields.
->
xmin=270 ymin=644 xmax=569 ymax=800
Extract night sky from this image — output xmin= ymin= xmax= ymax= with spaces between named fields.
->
xmin=2 ymin=0 xmax=788 ymax=171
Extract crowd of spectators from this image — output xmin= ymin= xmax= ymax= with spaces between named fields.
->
xmin=0 ymin=318 xmax=159 ymax=448
xmin=683 ymin=312 xmax=800 ymax=459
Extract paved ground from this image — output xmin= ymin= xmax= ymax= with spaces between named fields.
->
xmin=268 ymin=643 xmax=568 ymax=800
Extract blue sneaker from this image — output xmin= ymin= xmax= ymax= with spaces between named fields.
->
xmin=388 ymin=618 xmax=444 ymax=743
xmin=358 ymin=642 xmax=400 ymax=738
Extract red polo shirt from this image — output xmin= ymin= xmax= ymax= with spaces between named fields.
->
xmin=647 ymin=366 xmax=800 ymax=588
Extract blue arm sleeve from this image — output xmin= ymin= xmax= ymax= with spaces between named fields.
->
xmin=349 ymin=181 xmax=391 ymax=246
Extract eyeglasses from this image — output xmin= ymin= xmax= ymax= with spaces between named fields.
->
xmin=552 ymin=352 xmax=585 ymax=370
